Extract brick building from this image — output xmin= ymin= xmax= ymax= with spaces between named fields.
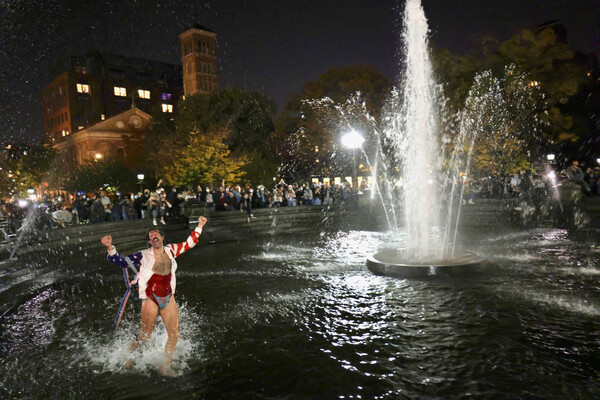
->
xmin=43 ymin=26 xmax=219 ymax=170
xmin=42 ymin=51 xmax=182 ymax=145
xmin=179 ymin=25 xmax=218 ymax=97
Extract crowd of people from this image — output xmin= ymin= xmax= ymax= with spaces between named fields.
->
xmin=1 ymin=160 xmax=598 ymax=238
xmin=461 ymin=161 xmax=600 ymax=203
xmin=0 ymin=179 xmax=362 ymax=236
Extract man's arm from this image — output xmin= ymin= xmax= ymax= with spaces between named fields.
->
xmin=167 ymin=216 xmax=207 ymax=258
xmin=101 ymin=235 xmax=142 ymax=268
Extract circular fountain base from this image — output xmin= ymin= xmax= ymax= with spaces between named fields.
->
xmin=367 ymin=249 xmax=485 ymax=278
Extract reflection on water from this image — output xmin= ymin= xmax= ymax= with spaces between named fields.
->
xmin=1 ymin=228 xmax=600 ymax=399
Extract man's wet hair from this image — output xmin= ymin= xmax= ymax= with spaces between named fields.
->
xmin=146 ymin=228 xmax=165 ymax=241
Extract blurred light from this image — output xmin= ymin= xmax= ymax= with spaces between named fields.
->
xmin=547 ymin=154 xmax=555 ymax=161
xmin=18 ymin=200 xmax=28 ymax=207
xmin=29 ymin=194 xmax=37 ymax=201
xmin=95 ymin=153 xmax=102 ymax=159
xmin=597 ymin=158 xmax=600 ymax=165
xmin=341 ymin=130 xmax=364 ymax=149
xmin=546 ymin=171 xmax=558 ymax=187
xmin=137 ymin=173 xmax=145 ymax=180
xmin=27 ymin=188 xmax=34 ymax=194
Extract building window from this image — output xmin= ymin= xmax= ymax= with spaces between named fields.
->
xmin=138 ymin=89 xmax=150 ymax=99
xmin=114 ymin=86 xmax=127 ymax=97
xmin=162 ymin=104 xmax=173 ymax=113
xmin=76 ymin=83 xmax=89 ymax=93
xmin=161 ymin=93 xmax=172 ymax=101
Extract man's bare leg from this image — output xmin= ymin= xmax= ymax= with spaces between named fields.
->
xmin=124 ymin=299 xmax=158 ymax=368
xmin=158 ymin=295 xmax=179 ymax=373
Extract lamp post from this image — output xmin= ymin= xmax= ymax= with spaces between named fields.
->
xmin=137 ymin=173 xmax=145 ymax=193
xmin=341 ymin=129 xmax=364 ymax=189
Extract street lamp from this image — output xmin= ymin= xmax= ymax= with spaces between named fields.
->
xmin=341 ymin=130 xmax=364 ymax=188
xmin=137 ymin=173 xmax=145 ymax=193
xmin=547 ymin=153 xmax=555 ymax=164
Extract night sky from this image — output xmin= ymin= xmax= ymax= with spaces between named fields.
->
xmin=1 ymin=0 xmax=599 ymax=144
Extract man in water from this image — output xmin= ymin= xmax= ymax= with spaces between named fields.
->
xmin=101 ymin=215 xmax=207 ymax=373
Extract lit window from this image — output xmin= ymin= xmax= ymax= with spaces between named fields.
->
xmin=138 ymin=89 xmax=150 ymax=99
xmin=162 ymin=104 xmax=173 ymax=113
xmin=77 ymin=83 xmax=89 ymax=93
xmin=114 ymin=86 xmax=127 ymax=97
xmin=161 ymin=93 xmax=172 ymax=101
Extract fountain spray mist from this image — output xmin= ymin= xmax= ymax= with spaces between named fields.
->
xmin=386 ymin=0 xmax=443 ymax=260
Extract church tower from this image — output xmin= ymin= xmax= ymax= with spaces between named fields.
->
xmin=179 ymin=25 xmax=218 ymax=97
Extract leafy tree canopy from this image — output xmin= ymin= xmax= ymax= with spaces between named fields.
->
xmin=434 ymin=25 xmax=593 ymax=145
xmin=161 ymin=129 xmax=248 ymax=188
xmin=144 ymin=87 xmax=279 ymax=187
xmin=63 ymin=159 xmax=137 ymax=194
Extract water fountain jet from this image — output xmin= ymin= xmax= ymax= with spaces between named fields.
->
xmin=367 ymin=0 xmax=484 ymax=277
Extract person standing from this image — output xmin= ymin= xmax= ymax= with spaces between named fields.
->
xmin=101 ymin=216 xmax=207 ymax=374
xmin=100 ymin=190 xmax=113 ymax=221
xmin=567 ymin=160 xmax=591 ymax=194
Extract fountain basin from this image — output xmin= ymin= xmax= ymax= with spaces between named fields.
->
xmin=367 ymin=249 xmax=485 ymax=278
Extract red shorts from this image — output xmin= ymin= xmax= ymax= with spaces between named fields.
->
xmin=145 ymin=273 xmax=172 ymax=309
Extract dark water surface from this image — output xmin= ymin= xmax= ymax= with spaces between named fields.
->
xmin=1 ymin=228 xmax=600 ymax=399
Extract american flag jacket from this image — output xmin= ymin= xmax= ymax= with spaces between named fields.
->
xmin=107 ymin=227 xmax=203 ymax=299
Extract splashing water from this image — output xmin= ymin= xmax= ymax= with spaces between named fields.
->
xmin=9 ymin=204 xmax=37 ymax=259
xmin=384 ymin=0 xmax=443 ymax=260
